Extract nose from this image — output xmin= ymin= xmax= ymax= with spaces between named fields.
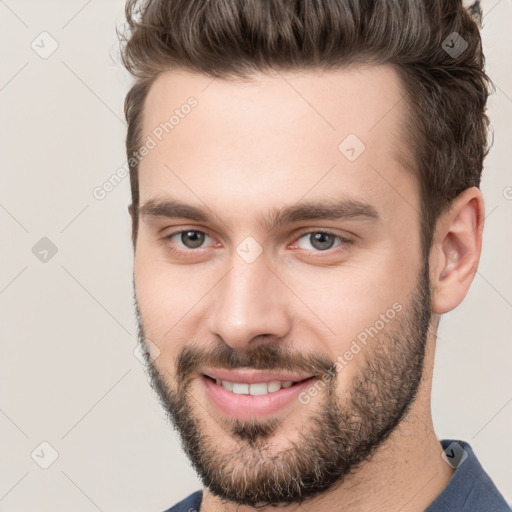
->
xmin=206 ymin=254 xmax=293 ymax=351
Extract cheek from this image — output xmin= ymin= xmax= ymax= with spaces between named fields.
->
xmin=134 ymin=245 xmax=187 ymax=341
xmin=134 ymin=244 xmax=219 ymax=348
xmin=284 ymin=252 xmax=416 ymax=360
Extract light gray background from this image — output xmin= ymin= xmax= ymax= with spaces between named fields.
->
xmin=0 ymin=1 xmax=510 ymax=511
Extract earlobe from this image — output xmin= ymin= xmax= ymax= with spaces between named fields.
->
xmin=430 ymin=188 xmax=484 ymax=314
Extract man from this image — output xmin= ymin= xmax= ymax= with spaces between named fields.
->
xmin=121 ymin=0 xmax=509 ymax=510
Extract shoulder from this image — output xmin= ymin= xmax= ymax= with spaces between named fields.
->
xmin=426 ymin=439 xmax=510 ymax=512
xmin=162 ymin=490 xmax=203 ymax=512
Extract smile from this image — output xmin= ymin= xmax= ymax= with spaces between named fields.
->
xmin=209 ymin=377 xmax=296 ymax=395
xmin=200 ymin=369 xmax=315 ymax=420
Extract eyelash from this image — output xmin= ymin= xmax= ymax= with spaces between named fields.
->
xmin=162 ymin=228 xmax=353 ymax=258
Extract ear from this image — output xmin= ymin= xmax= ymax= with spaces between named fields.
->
xmin=429 ymin=187 xmax=484 ymax=314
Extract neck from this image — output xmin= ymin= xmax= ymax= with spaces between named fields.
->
xmin=202 ymin=332 xmax=454 ymax=512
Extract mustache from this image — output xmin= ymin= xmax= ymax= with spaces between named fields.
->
xmin=175 ymin=341 xmax=335 ymax=384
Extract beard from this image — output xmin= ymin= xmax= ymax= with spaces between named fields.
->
xmin=134 ymin=262 xmax=432 ymax=507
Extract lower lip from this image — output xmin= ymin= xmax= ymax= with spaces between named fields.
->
xmin=201 ymin=375 xmax=316 ymax=420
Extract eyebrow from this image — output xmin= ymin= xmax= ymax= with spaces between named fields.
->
xmin=138 ymin=197 xmax=379 ymax=231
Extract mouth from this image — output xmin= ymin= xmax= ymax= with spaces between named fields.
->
xmin=204 ymin=374 xmax=305 ymax=395
xmin=200 ymin=369 xmax=316 ymax=420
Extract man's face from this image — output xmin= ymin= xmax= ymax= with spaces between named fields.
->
xmin=133 ymin=65 xmax=430 ymax=505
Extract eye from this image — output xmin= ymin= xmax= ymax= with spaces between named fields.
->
xmin=162 ymin=228 xmax=351 ymax=256
xmin=165 ymin=230 xmax=213 ymax=250
xmin=295 ymin=231 xmax=347 ymax=251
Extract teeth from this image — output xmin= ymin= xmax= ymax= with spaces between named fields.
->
xmin=249 ymin=383 xmax=268 ymax=396
xmin=221 ymin=380 xmax=233 ymax=391
xmin=267 ymin=381 xmax=282 ymax=393
xmin=214 ymin=379 xmax=297 ymax=395
xmin=232 ymin=383 xmax=249 ymax=394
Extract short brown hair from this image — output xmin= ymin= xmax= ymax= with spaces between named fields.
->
xmin=120 ymin=0 xmax=493 ymax=257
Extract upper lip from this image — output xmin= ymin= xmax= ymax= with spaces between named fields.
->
xmin=201 ymin=368 xmax=313 ymax=384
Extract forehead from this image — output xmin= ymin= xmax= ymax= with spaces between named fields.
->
xmin=138 ymin=65 xmax=417 ymax=225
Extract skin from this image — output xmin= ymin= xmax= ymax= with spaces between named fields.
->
xmin=131 ymin=65 xmax=484 ymax=511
